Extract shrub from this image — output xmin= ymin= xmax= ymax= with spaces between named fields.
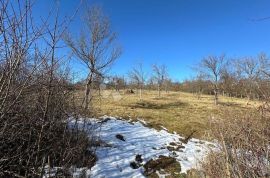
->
xmin=202 ymin=110 xmax=270 ymax=178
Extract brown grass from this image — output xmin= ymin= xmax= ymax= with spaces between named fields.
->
xmin=88 ymin=89 xmax=260 ymax=139
xmin=201 ymin=110 xmax=270 ymax=177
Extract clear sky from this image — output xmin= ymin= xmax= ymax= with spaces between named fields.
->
xmin=34 ymin=0 xmax=270 ymax=82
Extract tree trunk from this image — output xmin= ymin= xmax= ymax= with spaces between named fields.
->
xmin=214 ymin=78 xmax=219 ymax=105
xmin=165 ymin=84 xmax=168 ymax=93
xmin=84 ymin=75 xmax=92 ymax=110
xmin=246 ymin=94 xmax=251 ymax=105
xmin=214 ymin=89 xmax=218 ymax=105
xmin=197 ymin=90 xmax=202 ymax=100
xmin=158 ymin=84 xmax=161 ymax=97
xmin=139 ymin=87 xmax=142 ymax=100
xmin=84 ymin=83 xmax=91 ymax=110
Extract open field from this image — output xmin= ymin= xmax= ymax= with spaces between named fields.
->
xmin=91 ymin=90 xmax=261 ymax=139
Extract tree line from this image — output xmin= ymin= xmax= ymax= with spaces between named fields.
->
xmin=93 ymin=53 xmax=270 ymax=105
xmin=183 ymin=53 xmax=270 ymax=104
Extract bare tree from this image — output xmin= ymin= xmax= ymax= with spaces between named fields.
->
xmin=198 ymin=55 xmax=226 ymax=105
xmin=110 ymin=75 xmax=126 ymax=91
xmin=194 ymin=73 xmax=207 ymax=99
xmin=220 ymin=63 xmax=237 ymax=97
xmin=164 ymin=78 xmax=172 ymax=93
xmin=0 ymin=1 xmax=98 ymax=177
xmin=152 ymin=64 xmax=168 ymax=97
xmin=147 ymin=76 xmax=156 ymax=90
xmin=235 ymin=57 xmax=260 ymax=104
xmin=258 ymin=53 xmax=270 ymax=78
xmin=129 ymin=63 xmax=146 ymax=100
xmin=65 ymin=6 xmax=121 ymax=110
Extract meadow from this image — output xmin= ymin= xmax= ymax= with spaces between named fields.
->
xmin=91 ymin=89 xmax=260 ymax=139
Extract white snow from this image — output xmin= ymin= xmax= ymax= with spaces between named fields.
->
xmin=73 ymin=116 xmax=216 ymax=178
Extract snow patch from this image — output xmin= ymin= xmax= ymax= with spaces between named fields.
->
xmin=86 ymin=116 xmax=215 ymax=178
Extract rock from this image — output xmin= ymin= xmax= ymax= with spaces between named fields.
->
xmin=167 ymin=146 xmax=176 ymax=151
xmin=130 ymin=161 xmax=140 ymax=169
xmin=169 ymin=142 xmax=177 ymax=146
xmin=100 ymin=117 xmax=111 ymax=123
xmin=177 ymin=145 xmax=185 ymax=149
xmin=167 ymin=144 xmax=185 ymax=151
xmin=135 ymin=154 xmax=143 ymax=163
xmin=115 ymin=134 xmax=125 ymax=141
xmin=130 ymin=154 xmax=143 ymax=169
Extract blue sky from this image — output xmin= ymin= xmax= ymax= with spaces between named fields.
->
xmin=34 ymin=0 xmax=270 ymax=82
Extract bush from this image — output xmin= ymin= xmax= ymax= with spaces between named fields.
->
xmin=202 ymin=109 xmax=270 ymax=178
xmin=0 ymin=73 xmax=96 ymax=177
xmin=0 ymin=1 xmax=96 ymax=176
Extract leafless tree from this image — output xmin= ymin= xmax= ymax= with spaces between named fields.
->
xmin=146 ymin=76 xmax=156 ymax=90
xmin=110 ymin=75 xmax=126 ymax=91
xmin=220 ymin=63 xmax=237 ymax=97
xmin=164 ymin=78 xmax=172 ymax=93
xmin=64 ymin=6 xmax=121 ymax=110
xmin=194 ymin=73 xmax=207 ymax=99
xmin=0 ymin=1 xmax=96 ymax=177
xmin=256 ymin=53 xmax=270 ymax=98
xmin=129 ymin=63 xmax=146 ymax=100
xmin=198 ymin=55 xmax=226 ymax=105
xmin=152 ymin=64 xmax=168 ymax=97
xmin=235 ymin=57 xmax=260 ymax=104
xmin=258 ymin=53 xmax=270 ymax=78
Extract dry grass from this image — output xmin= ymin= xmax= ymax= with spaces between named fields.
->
xmin=88 ymin=89 xmax=260 ymax=138
xmin=201 ymin=109 xmax=270 ymax=177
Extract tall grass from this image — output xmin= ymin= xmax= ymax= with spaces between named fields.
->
xmin=202 ymin=106 xmax=270 ymax=177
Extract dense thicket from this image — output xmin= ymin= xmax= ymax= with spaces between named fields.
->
xmin=0 ymin=1 xmax=94 ymax=177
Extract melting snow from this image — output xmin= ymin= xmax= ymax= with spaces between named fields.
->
xmin=83 ymin=116 xmax=215 ymax=178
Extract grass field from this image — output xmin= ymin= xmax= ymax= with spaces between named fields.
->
xmin=91 ymin=89 xmax=260 ymax=139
